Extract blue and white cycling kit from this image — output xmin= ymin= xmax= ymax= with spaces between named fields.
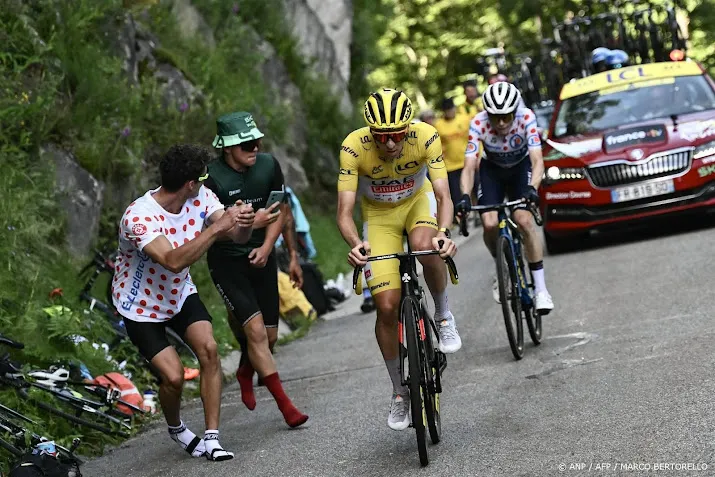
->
xmin=465 ymin=108 xmax=542 ymax=206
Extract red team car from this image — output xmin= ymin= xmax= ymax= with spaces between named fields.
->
xmin=539 ymin=60 xmax=715 ymax=252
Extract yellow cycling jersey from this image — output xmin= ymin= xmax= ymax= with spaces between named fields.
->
xmin=338 ymin=122 xmax=447 ymax=206
xmin=434 ymin=116 xmax=471 ymax=172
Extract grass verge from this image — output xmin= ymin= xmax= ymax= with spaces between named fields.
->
xmin=0 ymin=0 xmax=358 ymax=470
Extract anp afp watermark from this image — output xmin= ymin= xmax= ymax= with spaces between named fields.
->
xmin=557 ymin=462 xmax=709 ymax=472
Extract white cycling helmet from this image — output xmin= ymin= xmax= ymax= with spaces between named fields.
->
xmin=482 ymin=82 xmax=521 ymax=115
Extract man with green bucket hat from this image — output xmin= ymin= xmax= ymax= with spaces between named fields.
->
xmin=204 ymin=112 xmax=308 ymax=428
xmin=211 ymin=111 xmax=265 ymax=149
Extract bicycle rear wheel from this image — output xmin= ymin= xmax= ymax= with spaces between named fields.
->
xmin=403 ymin=297 xmax=428 ymax=467
xmin=519 ymin=248 xmax=542 ymax=346
xmin=496 ymin=235 xmax=524 ymax=360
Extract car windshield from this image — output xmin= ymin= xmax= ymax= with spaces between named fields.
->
xmin=533 ymin=107 xmax=554 ymax=130
xmin=553 ymin=75 xmax=715 ymax=138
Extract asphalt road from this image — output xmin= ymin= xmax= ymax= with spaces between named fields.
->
xmin=84 ymin=215 xmax=715 ymax=477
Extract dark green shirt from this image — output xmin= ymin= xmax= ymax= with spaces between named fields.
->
xmin=204 ymin=152 xmax=285 ymax=258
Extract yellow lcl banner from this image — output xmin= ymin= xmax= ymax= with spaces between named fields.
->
xmin=560 ymin=60 xmax=703 ymax=100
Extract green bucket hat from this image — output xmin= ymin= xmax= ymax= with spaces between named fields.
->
xmin=212 ymin=111 xmax=265 ymax=148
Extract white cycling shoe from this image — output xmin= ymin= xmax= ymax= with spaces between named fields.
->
xmin=535 ymin=291 xmax=554 ymax=315
xmin=436 ymin=313 xmax=462 ymax=353
xmin=387 ymin=392 xmax=410 ymax=431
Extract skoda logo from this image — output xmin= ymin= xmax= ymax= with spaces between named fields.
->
xmin=630 ymin=149 xmax=644 ymax=160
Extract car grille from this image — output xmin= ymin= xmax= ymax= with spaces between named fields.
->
xmin=587 ymin=150 xmax=692 ymax=188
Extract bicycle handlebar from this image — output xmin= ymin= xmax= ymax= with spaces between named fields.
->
xmin=351 ymin=240 xmax=459 ymax=296
xmin=0 ymin=334 xmax=24 ymax=350
xmin=458 ymin=198 xmax=543 ymax=238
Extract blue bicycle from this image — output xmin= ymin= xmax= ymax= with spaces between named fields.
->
xmin=460 ymin=198 xmax=543 ymax=360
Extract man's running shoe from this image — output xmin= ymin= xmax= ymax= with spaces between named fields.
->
xmin=492 ymin=275 xmax=500 ymax=304
xmin=387 ymin=392 xmax=410 ymax=431
xmin=437 ymin=313 xmax=462 ymax=353
xmin=535 ymin=291 xmax=554 ymax=315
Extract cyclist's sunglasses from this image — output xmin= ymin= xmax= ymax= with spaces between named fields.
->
xmin=197 ymin=171 xmax=209 ymax=182
xmin=371 ymin=129 xmax=408 ymax=144
xmin=488 ymin=112 xmax=515 ymax=123
xmin=238 ymin=139 xmax=261 ymax=152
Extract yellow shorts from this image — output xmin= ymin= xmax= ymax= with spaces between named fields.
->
xmin=361 ymin=189 xmax=438 ymax=295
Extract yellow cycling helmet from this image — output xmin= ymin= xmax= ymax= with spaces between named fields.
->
xmin=363 ymin=88 xmax=414 ymax=131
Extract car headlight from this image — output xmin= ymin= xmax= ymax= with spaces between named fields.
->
xmin=693 ymin=140 xmax=715 ymax=160
xmin=544 ymin=166 xmax=586 ymax=183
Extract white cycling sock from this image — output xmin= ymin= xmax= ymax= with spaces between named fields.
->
xmin=433 ymin=290 xmax=450 ymax=320
xmin=204 ymin=430 xmax=220 ymax=455
xmin=204 ymin=429 xmax=234 ymax=461
xmin=532 ymin=268 xmax=546 ymax=294
xmin=385 ymin=358 xmax=408 ymax=395
xmin=168 ymin=421 xmax=205 ymax=457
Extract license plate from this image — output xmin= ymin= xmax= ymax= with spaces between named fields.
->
xmin=610 ymin=179 xmax=675 ymax=203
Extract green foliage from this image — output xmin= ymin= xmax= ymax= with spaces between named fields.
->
xmin=687 ymin=0 xmax=715 ymax=71
xmin=0 ymin=157 xmax=62 ymax=316
xmin=368 ymin=0 xmax=715 ymax=112
xmin=368 ymin=0 xmax=512 ymax=110
xmin=303 ymin=203 xmax=353 ymax=279
xmin=349 ymin=0 xmax=393 ymax=101
xmin=0 ymin=157 xmax=159 ymax=468
xmin=0 ymin=0 xmax=356 ymax=468
xmin=191 ymin=0 xmax=353 ymax=153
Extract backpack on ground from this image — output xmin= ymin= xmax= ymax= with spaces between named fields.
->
xmin=91 ymin=372 xmax=143 ymax=416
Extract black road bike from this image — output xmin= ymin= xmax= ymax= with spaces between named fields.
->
xmin=352 ymin=238 xmax=459 ymax=467
xmin=460 ymin=199 xmax=544 ymax=360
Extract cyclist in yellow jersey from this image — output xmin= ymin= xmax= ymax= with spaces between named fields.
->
xmin=434 ymin=97 xmax=480 ymax=221
xmin=337 ymin=88 xmax=462 ymax=431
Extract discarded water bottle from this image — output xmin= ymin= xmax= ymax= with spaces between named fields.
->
xmin=143 ymin=390 xmax=158 ymax=414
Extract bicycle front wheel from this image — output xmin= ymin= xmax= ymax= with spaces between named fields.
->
xmin=421 ymin=303 xmax=441 ymax=445
xmin=496 ymin=235 xmax=524 ymax=360
xmin=403 ymin=297 xmax=428 ymax=467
